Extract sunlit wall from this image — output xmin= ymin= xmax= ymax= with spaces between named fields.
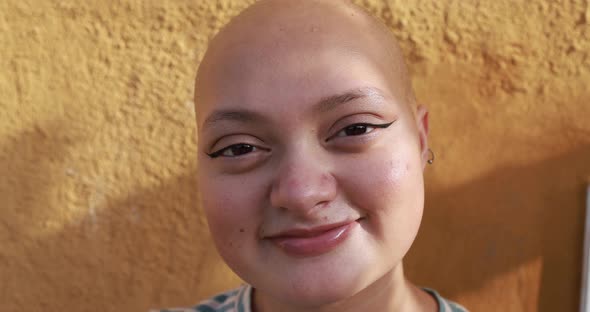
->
xmin=1 ymin=1 xmax=589 ymax=311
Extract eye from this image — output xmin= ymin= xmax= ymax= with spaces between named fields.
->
xmin=333 ymin=121 xmax=395 ymax=138
xmin=338 ymin=124 xmax=373 ymax=137
xmin=207 ymin=144 xmax=260 ymax=158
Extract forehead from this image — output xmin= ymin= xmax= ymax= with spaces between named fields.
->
xmin=194 ymin=1 xmax=414 ymax=128
xmin=196 ymin=47 xmax=397 ymax=129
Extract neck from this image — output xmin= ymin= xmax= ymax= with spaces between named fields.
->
xmin=253 ymin=262 xmax=437 ymax=312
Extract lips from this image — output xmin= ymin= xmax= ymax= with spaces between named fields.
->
xmin=267 ymin=220 xmax=358 ymax=257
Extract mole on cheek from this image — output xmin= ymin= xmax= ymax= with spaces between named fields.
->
xmin=239 ymin=228 xmax=245 ymax=233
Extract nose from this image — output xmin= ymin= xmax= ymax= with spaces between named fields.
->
xmin=269 ymin=151 xmax=337 ymax=217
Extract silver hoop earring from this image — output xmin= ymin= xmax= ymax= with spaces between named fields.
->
xmin=427 ymin=149 xmax=435 ymax=165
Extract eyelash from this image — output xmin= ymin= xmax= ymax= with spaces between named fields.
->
xmin=328 ymin=121 xmax=394 ymax=141
xmin=206 ymin=121 xmax=395 ymax=159
xmin=206 ymin=144 xmax=264 ymax=159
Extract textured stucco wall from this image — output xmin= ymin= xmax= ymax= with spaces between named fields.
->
xmin=1 ymin=1 xmax=589 ymax=311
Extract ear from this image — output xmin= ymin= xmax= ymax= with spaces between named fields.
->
xmin=415 ymin=105 xmax=430 ymax=169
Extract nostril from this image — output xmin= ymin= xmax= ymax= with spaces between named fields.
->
xmin=315 ymin=200 xmax=330 ymax=209
xmin=269 ymin=163 xmax=337 ymax=214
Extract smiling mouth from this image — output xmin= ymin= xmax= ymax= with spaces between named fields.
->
xmin=267 ymin=219 xmax=361 ymax=257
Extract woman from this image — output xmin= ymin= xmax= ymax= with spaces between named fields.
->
xmin=160 ymin=0 xmax=468 ymax=311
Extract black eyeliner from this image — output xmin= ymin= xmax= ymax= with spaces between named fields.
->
xmin=372 ymin=120 xmax=396 ymax=128
xmin=206 ymin=150 xmax=223 ymax=159
xmin=207 ymin=121 xmax=396 ymax=158
xmin=206 ymin=143 xmax=261 ymax=159
xmin=325 ymin=120 xmax=397 ymax=142
xmin=343 ymin=120 xmax=396 ymax=130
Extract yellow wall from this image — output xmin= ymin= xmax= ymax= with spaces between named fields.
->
xmin=1 ymin=1 xmax=589 ymax=311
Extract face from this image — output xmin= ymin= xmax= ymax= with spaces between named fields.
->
xmin=196 ymin=38 xmax=429 ymax=307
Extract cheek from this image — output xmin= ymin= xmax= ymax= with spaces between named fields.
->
xmin=198 ymin=174 xmax=262 ymax=252
xmin=343 ymin=156 xmax=413 ymax=206
xmin=339 ymin=147 xmax=424 ymax=233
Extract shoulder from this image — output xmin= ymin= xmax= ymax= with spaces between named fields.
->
xmin=152 ymin=285 xmax=252 ymax=312
xmin=423 ymin=288 xmax=469 ymax=312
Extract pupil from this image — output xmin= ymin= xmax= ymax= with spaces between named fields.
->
xmin=345 ymin=125 xmax=367 ymax=136
xmin=231 ymin=144 xmax=253 ymax=156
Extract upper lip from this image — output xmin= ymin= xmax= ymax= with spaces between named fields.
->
xmin=266 ymin=220 xmax=357 ymax=239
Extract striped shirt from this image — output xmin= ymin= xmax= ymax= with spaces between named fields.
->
xmin=155 ymin=284 xmax=468 ymax=312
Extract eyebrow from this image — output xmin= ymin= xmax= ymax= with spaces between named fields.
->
xmin=203 ymin=109 xmax=265 ymax=127
xmin=202 ymin=87 xmax=385 ymax=128
xmin=314 ymin=86 xmax=385 ymax=113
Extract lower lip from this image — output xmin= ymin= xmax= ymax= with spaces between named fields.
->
xmin=270 ymin=221 xmax=357 ymax=257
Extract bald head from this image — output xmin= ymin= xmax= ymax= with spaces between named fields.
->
xmin=194 ymin=0 xmax=416 ymax=121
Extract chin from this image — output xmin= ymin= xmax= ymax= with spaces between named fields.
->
xmin=263 ymin=255 xmax=380 ymax=308
xmin=278 ymin=278 xmax=367 ymax=308
xmin=245 ymin=227 xmax=393 ymax=308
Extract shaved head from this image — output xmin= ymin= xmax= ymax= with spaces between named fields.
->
xmin=194 ymin=0 xmax=417 ymax=124
xmin=194 ymin=1 xmax=434 ymax=310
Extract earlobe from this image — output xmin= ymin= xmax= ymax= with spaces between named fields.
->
xmin=415 ymin=105 xmax=430 ymax=169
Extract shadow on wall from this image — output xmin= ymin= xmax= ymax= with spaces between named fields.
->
xmin=2 ymin=121 xmax=590 ymax=311
xmin=0 ymin=121 xmax=237 ymax=312
xmin=407 ymin=144 xmax=590 ymax=312
xmin=0 ymin=122 xmax=70 ymax=310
